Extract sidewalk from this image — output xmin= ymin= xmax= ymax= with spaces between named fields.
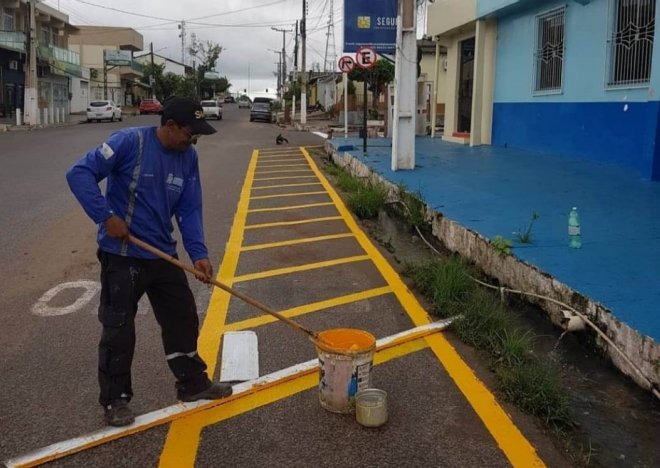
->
xmin=325 ymin=135 xmax=660 ymax=393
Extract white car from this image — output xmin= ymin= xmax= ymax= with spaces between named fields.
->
xmin=201 ymin=100 xmax=223 ymax=120
xmin=237 ymin=96 xmax=252 ymax=109
xmin=87 ymin=100 xmax=122 ymax=123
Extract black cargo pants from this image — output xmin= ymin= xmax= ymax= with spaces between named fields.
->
xmin=97 ymin=250 xmax=212 ymax=406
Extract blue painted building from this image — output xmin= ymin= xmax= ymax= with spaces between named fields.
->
xmin=479 ymin=0 xmax=660 ymax=180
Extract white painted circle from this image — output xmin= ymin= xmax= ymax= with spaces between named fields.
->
xmin=32 ymin=280 xmax=101 ymax=317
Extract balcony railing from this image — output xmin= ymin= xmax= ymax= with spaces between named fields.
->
xmin=117 ymin=60 xmax=145 ymax=76
xmin=0 ymin=31 xmax=27 ymax=53
xmin=38 ymin=44 xmax=82 ymax=77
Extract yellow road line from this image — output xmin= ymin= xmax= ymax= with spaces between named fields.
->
xmin=247 ymin=202 xmax=334 ymax=213
xmin=241 ymin=233 xmax=354 ymax=251
xmin=299 ymin=147 xmax=545 ymax=468
xmin=165 ymin=337 xmax=430 ymax=434
xmin=250 ymin=191 xmax=327 ymax=200
xmin=223 ymin=286 xmax=391 ymax=331
xmin=251 ymin=182 xmax=322 ymax=190
xmin=255 ymin=169 xmax=314 ymax=175
xmin=244 ymin=216 xmax=342 ymax=229
xmin=159 ymin=148 xmax=260 ymax=468
xmin=256 ymin=158 xmax=305 ymax=163
xmin=258 ymin=152 xmax=303 ymax=157
xmin=255 ymin=163 xmax=309 ymax=168
xmin=253 ymin=175 xmax=318 ymax=181
xmin=232 ymin=255 xmax=370 ymax=283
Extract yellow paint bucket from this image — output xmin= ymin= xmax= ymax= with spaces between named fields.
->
xmin=316 ymin=328 xmax=376 ymax=413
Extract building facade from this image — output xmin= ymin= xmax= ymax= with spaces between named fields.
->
xmin=68 ymin=26 xmax=144 ymax=111
xmin=482 ymin=0 xmax=659 ymax=180
xmin=0 ymin=0 xmax=81 ymax=122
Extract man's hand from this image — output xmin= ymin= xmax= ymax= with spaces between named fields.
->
xmin=104 ymin=215 xmax=129 ymax=241
xmin=193 ymin=258 xmax=213 ymax=284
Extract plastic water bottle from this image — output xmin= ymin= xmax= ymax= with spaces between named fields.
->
xmin=568 ymin=207 xmax=581 ymax=249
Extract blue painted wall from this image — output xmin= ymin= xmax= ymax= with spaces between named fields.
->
xmin=484 ymin=0 xmax=660 ymax=180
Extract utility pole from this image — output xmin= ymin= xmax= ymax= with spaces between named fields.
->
xmin=392 ymin=0 xmax=417 ymax=170
xmin=271 ymin=27 xmax=292 ymax=98
xmin=150 ymin=42 xmax=156 ymax=99
xmin=24 ymin=0 xmax=39 ymax=125
xmin=178 ymin=21 xmax=186 ymax=64
xmin=301 ymin=0 xmax=307 ymax=125
xmin=269 ymin=49 xmax=282 ymax=99
xmin=323 ymin=0 xmax=336 ymax=73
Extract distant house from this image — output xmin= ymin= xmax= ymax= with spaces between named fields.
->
xmin=68 ymin=26 xmax=145 ymax=110
xmin=133 ymin=52 xmax=188 ymax=77
xmin=427 ymin=0 xmax=660 ymax=180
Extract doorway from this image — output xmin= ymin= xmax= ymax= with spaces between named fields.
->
xmin=457 ymin=37 xmax=475 ymax=134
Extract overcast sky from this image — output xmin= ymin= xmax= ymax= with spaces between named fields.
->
xmin=42 ymin=0 xmax=347 ymax=97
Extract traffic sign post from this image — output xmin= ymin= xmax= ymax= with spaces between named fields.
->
xmin=355 ymin=46 xmax=377 ymax=70
xmin=338 ymin=55 xmax=355 ymax=74
xmin=338 ymin=56 xmax=356 ymax=139
xmin=355 ymin=46 xmax=378 ymax=153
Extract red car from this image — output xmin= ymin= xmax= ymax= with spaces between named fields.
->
xmin=139 ymin=98 xmax=162 ymax=115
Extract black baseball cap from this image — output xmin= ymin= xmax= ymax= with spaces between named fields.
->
xmin=162 ymin=97 xmax=217 ymax=135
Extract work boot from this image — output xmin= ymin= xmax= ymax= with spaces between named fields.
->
xmin=103 ymin=399 xmax=135 ymax=427
xmin=178 ymin=382 xmax=233 ymax=402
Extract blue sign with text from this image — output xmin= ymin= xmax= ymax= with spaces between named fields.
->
xmin=344 ymin=0 xmax=397 ymax=54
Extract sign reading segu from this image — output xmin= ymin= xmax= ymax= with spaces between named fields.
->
xmin=344 ymin=0 xmax=397 ymax=54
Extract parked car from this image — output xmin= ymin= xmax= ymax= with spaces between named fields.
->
xmin=200 ymin=100 xmax=223 ymax=120
xmin=250 ymin=101 xmax=272 ymax=123
xmin=139 ymin=98 xmax=162 ymax=115
xmin=237 ymin=96 xmax=251 ymax=109
xmin=224 ymin=96 xmax=235 ymax=103
xmin=86 ymin=100 xmax=122 ymax=123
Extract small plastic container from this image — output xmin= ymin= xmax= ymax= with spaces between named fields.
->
xmin=355 ymin=388 xmax=388 ymax=427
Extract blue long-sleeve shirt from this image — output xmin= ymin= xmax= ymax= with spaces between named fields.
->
xmin=66 ymin=126 xmax=208 ymax=262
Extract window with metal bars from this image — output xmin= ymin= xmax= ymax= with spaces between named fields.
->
xmin=608 ymin=0 xmax=655 ymax=87
xmin=534 ymin=7 xmax=565 ymax=93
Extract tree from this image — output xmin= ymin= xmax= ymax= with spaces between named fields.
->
xmin=188 ymin=34 xmax=226 ymax=98
xmin=139 ymin=63 xmax=167 ymax=100
xmin=347 ymin=59 xmax=395 ymax=111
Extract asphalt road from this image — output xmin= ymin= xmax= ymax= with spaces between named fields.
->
xmin=0 ymin=106 xmax=319 ymax=461
xmin=0 ymin=106 xmax=568 ymax=467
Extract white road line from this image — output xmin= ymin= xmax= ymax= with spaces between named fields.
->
xmin=31 ymin=281 xmax=101 ymax=317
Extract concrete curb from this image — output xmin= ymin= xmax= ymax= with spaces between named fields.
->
xmin=0 ymin=120 xmax=83 ymax=132
xmin=323 ymin=140 xmax=660 ymax=395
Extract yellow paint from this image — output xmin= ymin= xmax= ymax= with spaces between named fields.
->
xmin=251 ymin=182 xmax=322 ymax=190
xmin=247 ymin=202 xmax=334 ymax=213
xmin=173 ymin=336 xmax=430 ymax=430
xmin=250 ymin=191 xmax=328 ymax=200
xmin=252 ymin=175 xmax=318 ymax=181
xmin=223 ymin=286 xmax=391 ymax=331
xmin=160 ymin=149 xmax=260 ymax=467
xmin=256 ymin=159 xmax=306 ymax=164
xmin=316 ymin=328 xmax=375 ymax=354
xmin=232 ymin=255 xmax=370 ymax=283
xmin=241 ymin=233 xmax=354 ymax=252
xmin=255 ymin=169 xmax=314 ymax=175
xmin=244 ymin=216 xmax=342 ymax=229
xmin=256 ymin=163 xmax=308 ymax=168
xmin=299 ymin=148 xmax=545 ymax=468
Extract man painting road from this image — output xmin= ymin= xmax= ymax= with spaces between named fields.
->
xmin=66 ymin=97 xmax=232 ymax=427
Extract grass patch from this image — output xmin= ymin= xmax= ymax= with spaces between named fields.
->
xmin=405 ymin=256 xmax=475 ymax=317
xmin=407 ymin=258 xmax=575 ymax=432
xmin=347 ymin=182 xmax=388 ymax=219
xmin=336 ymin=171 xmax=364 ymax=193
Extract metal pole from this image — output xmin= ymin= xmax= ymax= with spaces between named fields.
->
xmin=343 ymin=72 xmax=348 ymax=138
xmin=301 ymin=0 xmax=307 ymax=125
xmin=150 ymin=42 xmax=156 ymax=99
xmin=363 ymin=76 xmax=367 ymax=153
